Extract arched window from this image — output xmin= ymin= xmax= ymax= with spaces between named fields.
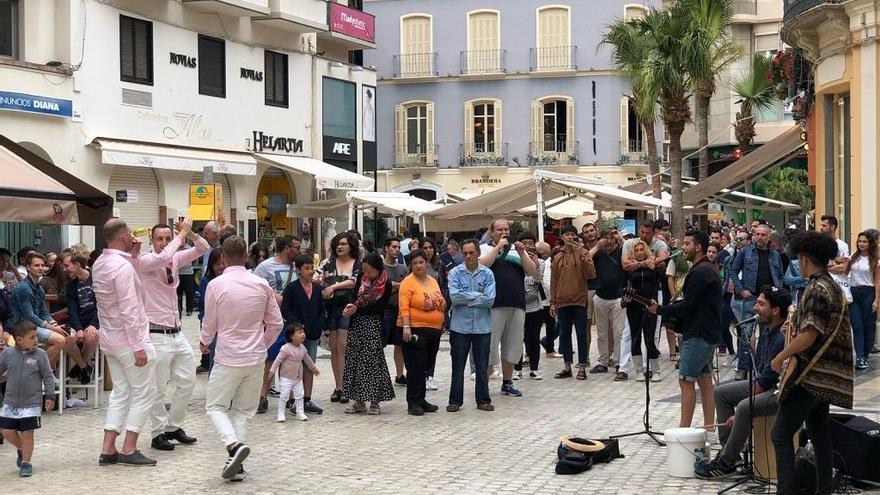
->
xmin=624 ymin=4 xmax=648 ymax=21
xmin=399 ymin=14 xmax=433 ymax=77
xmin=462 ymin=99 xmax=505 ymax=165
xmin=530 ymin=96 xmax=576 ymax=164
xmin=535 ymin=6 xmax=572 ymax=71
xmin=394 ymin=101 xmax=435 ymax=167
xmin=466 ymin=10 xmax=501 ymax=73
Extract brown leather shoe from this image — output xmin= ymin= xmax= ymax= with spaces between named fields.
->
xmin=614 ymin=372 xmax=629 ymax=381
xmin=446 ymin=404 xmax=460 ymax=412
xmin=477 ymin=403 xmax=495 ymax=412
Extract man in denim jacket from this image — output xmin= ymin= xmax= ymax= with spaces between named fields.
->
xmin=447 ymin=239 xmax=496 ymax=412
xmin=728 ymin=224 xmax=783 ymax=380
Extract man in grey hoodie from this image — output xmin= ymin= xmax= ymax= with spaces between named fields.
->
xmin=0 ymin=320 xmax=56 ymax=477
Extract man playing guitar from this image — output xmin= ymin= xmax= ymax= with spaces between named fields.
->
xmin=770 ymin=231 xmax=854 ymax=495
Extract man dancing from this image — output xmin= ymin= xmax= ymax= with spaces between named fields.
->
xmin=200 ymin=236 xmax=283 ymax=482
xmin=771 ymin=231 xmax=853 ymax=494
xmin=92 ymin=219 xmax=157 ymax=466
xmin=648 ymin=231 xmax=721 ymax=429
xmin=139 ymin=218 xmax=209 ymax=451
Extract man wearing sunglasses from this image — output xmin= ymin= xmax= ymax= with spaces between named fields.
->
xmin=138 ymin=217 xmax=210 ymax=452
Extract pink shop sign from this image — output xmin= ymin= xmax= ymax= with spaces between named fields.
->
xmin=329 ymin=3 xmax=375 ymax=44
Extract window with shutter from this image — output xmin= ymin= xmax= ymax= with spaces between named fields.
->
xmin=264 ymin=50 xmax=288 ymax=108
xmin=0 ymin=0 xmax=19 ymax=59
xmin=198 ymin=34 xmax=225 ymax=98
xmin=119 ymin=15 xmax=153 ymax=85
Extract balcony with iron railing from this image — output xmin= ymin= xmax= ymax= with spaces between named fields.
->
xmin=459 ymin=49 xmax=508 ymax=75
xmin=393 ymin=144 xmax=439 ymax=168
xmin=527 ymin=141 xmax=579 ymax=166
xmin=732 ymin=0 xmax=757 ymax=16
xmin=458 ymin=143 xmax=509 ymax=166
xmin=617 ymin=139 xmax=650 ymax=164
xmin=529 ymin=46 xmax=578 ymax=72
xmin=393 ymin=53 xmax=438 ymax=78
xmin=783 ymin=0 xmax=845 ymax=24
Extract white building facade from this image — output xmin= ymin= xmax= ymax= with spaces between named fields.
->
xmin=0 ymin=0 xmax=376 ymax=253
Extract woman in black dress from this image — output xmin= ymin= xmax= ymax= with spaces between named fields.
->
xmin=624 ymin=240 xmax=661 ymax=382
xmin=341 ymin=253 xmax=395 ymax=415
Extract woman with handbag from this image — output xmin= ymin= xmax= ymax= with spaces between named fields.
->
xmin=397 ymin=249 xmax=447 ymax=416
xmin=340 ymin=253 xmax=395 ymax=415
xmin=321 ymin=232 xmax=360 ymax=404
xmin=420 ymin=237 xmax=443 ymax=390
xmin=623 ymin=240 xmax=661 ymax=382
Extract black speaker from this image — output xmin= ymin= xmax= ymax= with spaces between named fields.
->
xmin=830 ymin=413 xmax=880 ymax=482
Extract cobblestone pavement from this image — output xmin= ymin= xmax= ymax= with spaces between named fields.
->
xmin=2 ymin=315 xmax=879 ymax=494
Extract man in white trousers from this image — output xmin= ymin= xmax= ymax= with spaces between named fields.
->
xmin=138 ymin=217 xmax=209 ymax=451
xmin=92 ymin=218 xmax=158 ymax=466
xmin=200 ymin=236 xmax=283 ymax=482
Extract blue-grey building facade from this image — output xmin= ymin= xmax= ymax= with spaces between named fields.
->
xmin=364 ymin=0 xmax=662 ymax=198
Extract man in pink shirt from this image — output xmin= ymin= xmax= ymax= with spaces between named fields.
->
xmin=200 ymin=236 xmax=283 ymax=482
xmin=138 ymin=217 xmax=209 ymax=452
xmin=91 ymin=218 xmax=158 ymax=467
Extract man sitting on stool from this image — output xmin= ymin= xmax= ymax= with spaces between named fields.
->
xmin=696 ymin=287 xmax=789 ymax=479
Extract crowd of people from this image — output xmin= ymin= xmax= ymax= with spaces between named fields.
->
xmin=0 ymin=212 xmax=869 ymax=492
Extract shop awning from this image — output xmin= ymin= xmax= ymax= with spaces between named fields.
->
xmin=94 ymin=138 xmax=257 ymax=176
xmin=682 ymin=125 xmax=805 ymax=206
xmin=287 ymin=192 xmax=439 ymax=218
xmin=681 ymin=179 xmax=801 ymax=210
xmin=536 ymin=170 xmax=671 ymax=210
xmin=257 ymin=154 xmax=373 ymax=191
xmin=520 ymin=196 xmax=597 ymax=220
xmin=0 ymin=135 xmax=113 ymax=225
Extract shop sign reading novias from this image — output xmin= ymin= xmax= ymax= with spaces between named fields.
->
xmin=329 ymin=4 xmax=375 ymax=44
xmin=0 ymin=91 xmax=73 ymax=118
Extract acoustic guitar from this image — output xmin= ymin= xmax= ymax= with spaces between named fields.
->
xmin=775 ymin=305 xmax=798 ymax=400
xmin=622 ymin=287 xmax=678 ymax=330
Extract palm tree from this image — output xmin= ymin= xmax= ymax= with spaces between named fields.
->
xmin=732 ymin=54 xmax=777 ymax=149
xmin=681 ymin=0 xmax=743 ymax=181
xmin=633 ymin=5 xmax=695 ymax=239
xmin=600 ymin=20 xmax=662 ymax=199
xmin=755 ymin=167 xmax=813 ymax=211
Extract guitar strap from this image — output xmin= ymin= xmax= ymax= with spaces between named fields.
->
xmin=789 ymin=299 xmax=848 ymax=390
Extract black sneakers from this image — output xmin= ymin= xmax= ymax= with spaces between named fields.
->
xmin=695 ymin=456 xmax=738 ymax=480
xmin=222 ymin=443 xmax=250 ymax=480
xmin=303 ymin=401 xmax=323 ymax=415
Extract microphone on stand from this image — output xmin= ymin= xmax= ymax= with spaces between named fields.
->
xmin=734 ymin=315 xmax=759 ymax=328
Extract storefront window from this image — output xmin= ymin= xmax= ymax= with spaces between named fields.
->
xmin=323 ymin=77 xmax=357 ymax=139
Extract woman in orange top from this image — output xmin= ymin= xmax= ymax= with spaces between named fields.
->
xmin=397 ymin=249 xmax=446 ymax=416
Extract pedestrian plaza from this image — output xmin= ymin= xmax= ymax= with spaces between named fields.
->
xmin=2 ymin=315 xmax=878 ymax=494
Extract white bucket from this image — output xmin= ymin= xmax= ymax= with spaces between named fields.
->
xmin=664 ymin=427 xmax=709 ymax=478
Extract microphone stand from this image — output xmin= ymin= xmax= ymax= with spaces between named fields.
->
xmin=718 ymin=318 xmax=775 ymax=494
xmin=611 ymin=309 xmax=666 ymax=447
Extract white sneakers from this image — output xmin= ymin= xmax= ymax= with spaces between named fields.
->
xmin=278 ymin=413 xmax=309 ymax=421
xmin=529 ymin=371 xmax=543 ymax=380
xmin=512 ymin=370 xmax=523 ymax=380
xmin=425 ymin=376 xmax=439 ymax=390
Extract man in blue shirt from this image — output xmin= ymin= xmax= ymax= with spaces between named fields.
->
xmin=447 ymin=239 xmax=496 ymax=413
xmin=697 ymin=287 xmax=789 ymax=479
xmin=9 ymin=252 xmax=73 ymax=367
xmin=728 ymin=224 xmax=784 ymax=380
